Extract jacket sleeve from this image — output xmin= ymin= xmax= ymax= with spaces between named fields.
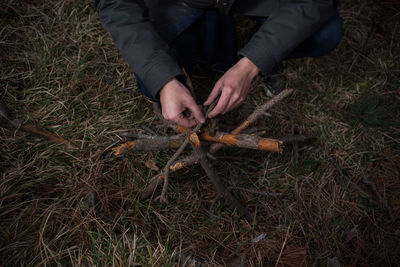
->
xmin=95 ymin=0 xmax=183 ymax=99
xmin=238 ymin=0 xmax=336 ymax=75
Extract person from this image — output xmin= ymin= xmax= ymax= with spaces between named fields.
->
xmin=95 ymin=0 xmax=343 ymax=127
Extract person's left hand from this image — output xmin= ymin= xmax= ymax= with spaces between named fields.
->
xmin=204 ymin=57 xmax=259 ymax=118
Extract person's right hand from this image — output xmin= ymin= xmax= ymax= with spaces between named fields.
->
xmin=159 ymin=78 xmax=205 ymax=128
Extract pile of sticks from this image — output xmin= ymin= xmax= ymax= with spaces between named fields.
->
xmin=113 ymin=88 xmax=295 ymax=221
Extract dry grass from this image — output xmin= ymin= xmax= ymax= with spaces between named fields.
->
xmin=1 ymin=0 xmax=400 ymax=266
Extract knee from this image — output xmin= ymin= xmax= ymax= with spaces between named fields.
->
xmin=310 ymin=13 xmax=344 ymax=57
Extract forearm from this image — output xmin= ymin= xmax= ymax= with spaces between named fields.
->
xmin=238 ymin=0 xmax=336 ymax=74
xmin=95 ymin=0 xmax=182 ymax=98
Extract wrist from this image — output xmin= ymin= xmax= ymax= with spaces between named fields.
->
xmin=160 ymin=78 xmax=179 ymax=98
xmin=238 ymin=57 xmax=260 ymax=78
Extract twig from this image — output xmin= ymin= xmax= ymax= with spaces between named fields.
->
xmin=191 ymin=137 xmax=253 ymax=221
xmin=158 ymin=100 xmax=217 ymax=202
xmin=163 ymin=88 xmax=293 ymax=169
xmin=200 ymin=131 xmax=283 ymax=153
xmin=0 ymin=100 xmax=77 ymax=148
xmin=114 ymin=130 xmax=283 ymax=156
xmin=112 ymin=134 xmax=185 ymax=156
xmin=209 ymin=88 xmax=293 ymax=153
xmin=241 ymin=126 xmax=269 ymax=135
xmin=159 ymin=137 xmax=190 ymax=202
xmin=139 ymin=154 xmax=199 ymax=200
xmin=141 ymin=125 xmax=158 ymax=136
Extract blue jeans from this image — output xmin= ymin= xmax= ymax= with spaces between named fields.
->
xmin=135 ymin=11 xmax=344 ymax=102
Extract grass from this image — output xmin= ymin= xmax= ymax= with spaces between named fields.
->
xmin=1 ymin=0 xmax=400 ymax=265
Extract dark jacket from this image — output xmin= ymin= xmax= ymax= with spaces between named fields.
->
xmin=95 ymin=0 xmax=336 ymax=99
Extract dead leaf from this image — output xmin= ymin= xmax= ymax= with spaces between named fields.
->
xmin=251 ymin=233 xmax=266 ymax=243
xmin=145 ymin=160 xmax=159 ymax=171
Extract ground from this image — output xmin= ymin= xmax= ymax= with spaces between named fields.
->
xmin=1 ymin=0 xmax=399 ymax=266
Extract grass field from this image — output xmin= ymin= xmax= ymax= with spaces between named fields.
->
xmin=1 ymin=0 xmax=399 ymax=266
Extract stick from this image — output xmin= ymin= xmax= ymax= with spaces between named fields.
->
xmin=209 ymin=88 xmax=293 ymax=153
xmin=1 ymin=100 xmax=77 ymax=148
xmin=112 ymin=134 xmax=185 ymax=156
xmin=200 ymin=131 xmax=283 ymax=153
xmin=157 ymin=101 xmax=217 ymax=202
xmin=159 ymin=137 xmax=190 ymax=202
xmin=139 ymin=154 xmax=198 ymax=200
xmin=191 ymin=136 xmax=252 ymax=221
xmin=113 ymin=130 xmax=283 ymax=156
xmin=166 ymin=89 xmax=293 ymax=171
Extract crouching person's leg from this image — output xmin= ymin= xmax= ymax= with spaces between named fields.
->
xmin=263 ymin=12 xmax=343 ymax=95
xmin=290 ymin=12 xmax=344 ymax=59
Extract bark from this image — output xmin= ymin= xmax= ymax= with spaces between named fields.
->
xmin=209 ymin=88 xmax=293 ymax=153
xmin=139 ymin=154 xmax=199 ymax=200
xmin=112 ymin=135 xmax=185 ymax=156
xmin=1 ymin=100 xmax=76 ymax=148
xmin=200 ymin=131 xmax=283 ymax=153
xmin=191 ymin=135 xmax=252 ymax=221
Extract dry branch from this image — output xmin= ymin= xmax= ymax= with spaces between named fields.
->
xmin=165 ymin=88 xmax=293 ymax=169
xmin=200 ymin=131 xmax=283 ymax=153
xmin=190 ymin=134 xmax=252 ymax=221
xmin=136 ymin=74 xmax=292 ymax=219
xmin=113 ymin=130 xmax=282 ymax=156
xmin=112 ymin=135 xmax=185 ymax=156
xmin=139 ymin=154 xmax=198 ymax=200
xmin=0 ymin=100 xmax=77 ymax=148
xmin=209 ymin=88 xmax=293 ymax=153
xmin=156 ymin=102 xmax=215 ymax=202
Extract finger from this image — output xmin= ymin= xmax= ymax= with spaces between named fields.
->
xmin=224 ymin=92 xmax=244 ymax=114
xmin=185 ymin=98 xmax=205 ymax=123
xmin=204 ymin=81 xmax=222 ymax=106
xmin=174 ymin=114 xmax=197 ymax=128
xmin=208 ymin=87 xmax=232 ymax=118
xmin=223 ymin=96 xmax=239 ymax=115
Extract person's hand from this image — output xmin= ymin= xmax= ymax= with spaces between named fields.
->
xmin=204 ymin=57 xmax=259 ymax=118
xmin=160 ymin=78 xmax=205 ymax=128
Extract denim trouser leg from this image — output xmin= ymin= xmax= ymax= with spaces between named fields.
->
xmin=289 ymin=12 xmax=344 ymax=59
